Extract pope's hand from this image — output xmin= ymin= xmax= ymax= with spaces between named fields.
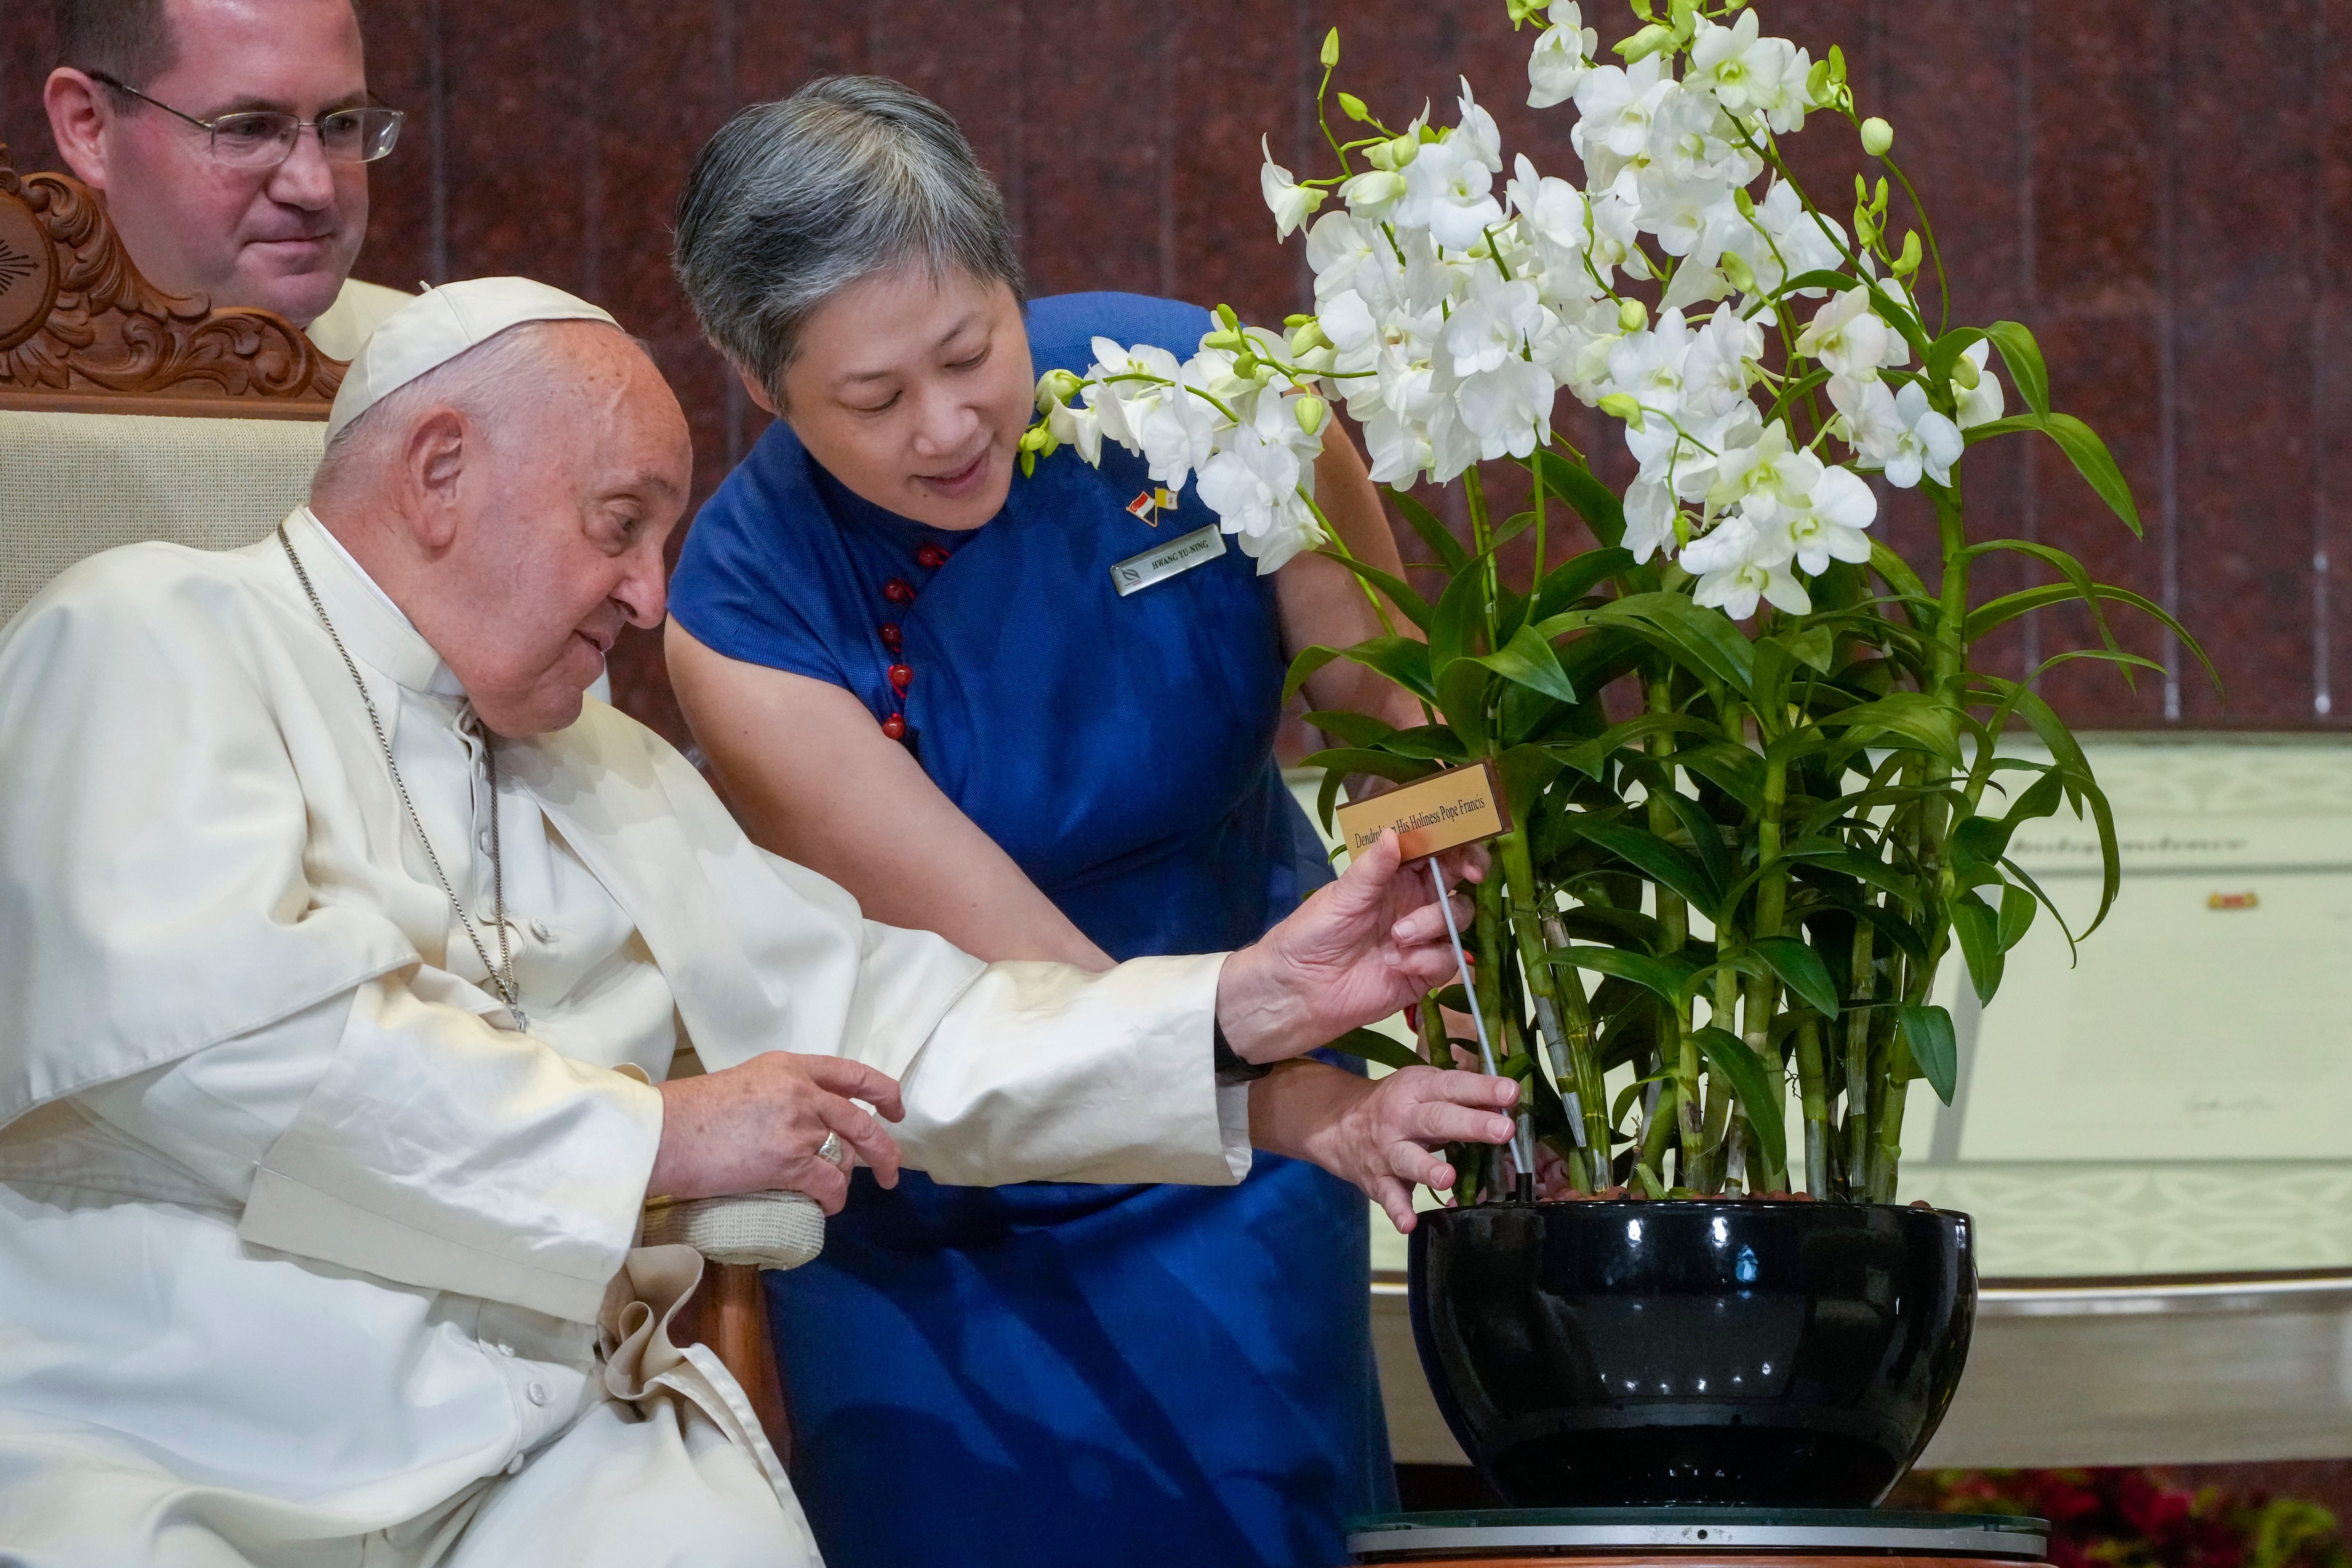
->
xmin=1215 ymin=829 xmax=1480 ymax=1065
xmin=649 ymin=1053 xmax=906 ymax=1212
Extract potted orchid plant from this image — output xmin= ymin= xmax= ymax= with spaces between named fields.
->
xmin=1019 ymin=0 xmax=2210 ymax=1509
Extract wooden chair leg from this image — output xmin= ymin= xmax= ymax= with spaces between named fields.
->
xmin=673 ymin=1260 xmax=793 ymax=1468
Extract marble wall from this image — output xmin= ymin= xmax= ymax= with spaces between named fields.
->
xmin=3 ymin=0 xmax=2342 ymax=747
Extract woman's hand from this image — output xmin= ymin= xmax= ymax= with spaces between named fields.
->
xmin=1250 ymin=1059 xmax=1522 ymax=1232
xmin=650 ymin=1053 xmax=906 ymax=1212
xmin=1216 ymin=829 xmax=1484 ymax=1064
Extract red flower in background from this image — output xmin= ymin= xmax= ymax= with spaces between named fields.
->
xmin=1903 ymin=1468 xmax=2344 ymax=1568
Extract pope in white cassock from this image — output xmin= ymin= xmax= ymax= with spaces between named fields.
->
xmin=0 ymin=279 xmax=1520 ymax=1568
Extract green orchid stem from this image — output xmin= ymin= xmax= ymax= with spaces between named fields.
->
xmin=1841 ymin=914 xmax=1875 ymax=1201
xmin=1793 ymin=1015 xmax=1831 ymax=1194
xmin=1742 ymin=751 xmax=1795 ymax=1193
xmin=1638 ymin=1076 xmax=1680 ymax=1194
xmin=1301 ymin=487 xmax=1403 ymax=642
xmin=1499 ymin=831 xmax=1601 ymax=1188
xmin=1462 ymin=465 xmax=1501 ymax=648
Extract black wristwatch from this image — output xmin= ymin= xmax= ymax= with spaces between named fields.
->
xmin=1212 ymin=1014 xmax=1271 ymax=1085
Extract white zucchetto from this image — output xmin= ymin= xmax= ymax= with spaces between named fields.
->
xmin=325 ymin=277 xmax=620 ymax=442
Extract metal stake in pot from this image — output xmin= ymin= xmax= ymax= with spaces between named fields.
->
xmin=1428 ymin=857 xmax=1538 ymax=1199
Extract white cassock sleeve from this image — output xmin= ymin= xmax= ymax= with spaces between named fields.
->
xmin=77 ymin=980 xmax=666 ymax=1325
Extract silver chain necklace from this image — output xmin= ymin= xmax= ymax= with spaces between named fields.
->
xmin=278 ymin=523 xmax=528 ymax=1031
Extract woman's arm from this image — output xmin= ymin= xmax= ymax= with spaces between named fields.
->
xmin=1273 ymin=424 xmax=1430 ymax=733
xmin=665 ymin=618 xmax=1114 ymax=970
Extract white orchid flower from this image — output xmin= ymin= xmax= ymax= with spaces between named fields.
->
xmin=1395 ymin=137 xmax=1504 ymax=251
xmin=1571 ymin=56 xmax=1670 ymax=189
xmin=1724 ymin=179 xmax=1844 ymax=300
xmin=1778 ymin=465 xmax=1879 ymax=573
xmin=1795 ymin=289 xmax=1893 ymax=380
xmin=1045 ymin=398 xmax=1103 ymax=466
xmin=1454 ymin=356 xmax=1556 ymax=460
xmin=1829 ymin=375 xmax=1962 ymax=488
xmin=1954 ymin=340 xmax=2006 ymax=428
xmin=1686 ymin=10 xmax=1772 ymax=112
xmin=1680 ymin=304 xmax=1764 ymax=421
xmin=1445 ymin=269 xmax=1544 ymax=377
xmin=1531 ymin=298 xmax=1622 ymax=405
xmin=1361 ymin=406 xmax=1435 ymax=486
xmin=1339 ymin=168 xmax=1409 ymax=222
xmin=1259 ymin=136 xmax=1325 ymax=240
xmin=1527 ymin=6 xmax=1599 ymax=108
xmin=1603 ymin=307 xmax=1693 ymax=420
xmin=1455 ymin=79 xmax=1505 ymax=172
xmin=1709 ymin=419 xmax=1824 ymax=524
xmin=1684 ymin=513 xmax=1813 ymax=618
xmin=1621 ymin=474 xmax=1683 ymax=564
xmin=1198 ymin=393 xmax=1313 ymax=564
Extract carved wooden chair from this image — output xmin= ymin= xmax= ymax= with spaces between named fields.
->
xmin=0 ymin=142 xmax=792 ymax=1461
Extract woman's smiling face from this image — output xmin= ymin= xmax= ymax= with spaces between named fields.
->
xmin=765 ymin=263 xmax=1036 ymax=531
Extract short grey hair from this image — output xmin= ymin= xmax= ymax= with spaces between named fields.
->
xmin=672 ymin=76 xmax=1025 ymax=404
xmin=310 ymin=319 xmax=630 ymax=499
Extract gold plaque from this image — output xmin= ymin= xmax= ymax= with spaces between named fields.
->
xmin=1332 ymin=761 xmax=1510 ymax=862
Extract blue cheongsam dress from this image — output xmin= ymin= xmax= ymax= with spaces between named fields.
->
xmin=666 ymin=292 xmax=1395 ymax=1568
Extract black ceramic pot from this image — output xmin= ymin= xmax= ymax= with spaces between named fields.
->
xmin=1407 ymin=1199 xmax=1975 ymax=1508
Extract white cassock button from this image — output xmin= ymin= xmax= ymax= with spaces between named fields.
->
xmin=493 ymin=1342 xmax=515 ymax=1357
xmin=529 ymin=920 xmax=554 ymax=942
xmin=526 ymin=1382 xmax=549 ymax=1407
xmin=476 ymin=829 xmax=493 ymax=853
xmin=505 ymin=1454 xmax=526 ymax=1475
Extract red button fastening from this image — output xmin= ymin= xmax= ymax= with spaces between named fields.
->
xmin=881 ymin=714 xmax=906 ymax=740
xmin=878 ymin=623 xmax=903 ymax=652
xmin=916 ymin=543 xmax=951 ymax=570
xmin=883 ymin=578 xmax=916 ymax=605
xmin=888 ymin=663 xmax=914 ymax=693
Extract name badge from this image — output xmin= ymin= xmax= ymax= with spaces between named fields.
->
xmin=1112 ymin=523 xmax=1226 ymax=596
xmin=1333 ymin=761 xmax=1511 ymax=861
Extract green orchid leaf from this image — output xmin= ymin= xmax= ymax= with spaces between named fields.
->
xmin=1951 ymin=892 xmax=2005 ymax=1004
xmin=1965 ymin=581 xmax=2221 ymax=693
xmin=1923 ymin=325 xmax=1988 ymax=391
xmin=1964 ymin=411 xmax=2142 ymax=538
xmin=1572 ymin=816 xmax=1725 ymax=909
xmin=1815 ymin=691 xmax=1965 ymax=767
xmin=1753 ymin=934 xmax=1841 ymax=1018
xmin=1497 ymin=744 xmax=1566 ymax=819
xmin=1295 ymin=747 xmax=1443 ymax=785
xmin=1956 ymin=538 xmax=2124 ymax=657
xmin=1690 ymin=1025 xmax=1789 ymax=1164
xmin=1548 ymin=944 xmax=1701 ymax=1003
xmin=1299 ymin=710 xmax=1397 ymax=749
xmin=1323 ymin=1026 xmax=1428 ymax=1072
xmin=1533 ymin=449 xmax=1628 ymax=548
xmin=1530 ymin=547 xmax=1640 ymax=622
xmin=1983 ymin=320 xmax=2051 ymax=418
xmin=1899 ymin=1004 xmax=1960 ymax=1105
xmin=1477 ymin=621 xmax=1580 ymax=704
xmin=1313 ymin=548 xmax=1435 ymax=631
xmin=1551 ymin=713 xmax=1718 ymax=779
xmin=1661 ymin=788 xmax=1737 ymax=905
xmin=1998 ymin=881 xmax=2038 ymax=951
xmin=1385 ymin=488 xmax=1469 ymax=573
xmin=1592 ymin=592 xmax=1756 ymax=693
xmin=1283 ymin=637 xmax=1434 ymax=706
xmin=2001 ymin=855 xmax=2081 ymax=964
xmin=1429 ymin=561 xmax=1495 ymax=672
xmin=1436 ymin=657 xmax=1493 ymax=754
xmin=1866 ymin=539 xmax=1934 ymax=618
xmin=1672 ymin=741 xmax=1770 ymax=812
xmin=1991 ymin=679 xmax=2122 ymax=936
xmin=1555 ymin=905 xmax=1668 ymax=953
xmin=1380 ymin=724 xmax=1475 ymax=763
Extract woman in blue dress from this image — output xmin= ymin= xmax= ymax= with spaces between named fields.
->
xmin=665 ymin=79 xmax=1474 ymax=1568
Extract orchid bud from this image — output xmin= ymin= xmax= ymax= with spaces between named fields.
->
xmin=1338 ymin=92 xmax=1371 ymax=123
xmin=1951 ymin=353 xmax=1982 ymax=391
xmin=1720 ymin=250 xmax=1756 ymax=293
xmin=1215 ymin=302 xmax=1243 ymax=334
xmin=1827 ymin=44 xmax=1848 ymax=84
xmin=1506 ymin=0 xmax=1549 ymax=26
xmin=1320 ymin=26 xmax=1341 ymax=67
xmin=1860 ymin=117 xmax=1893 ymax=156
xmin=1234 ymin=353 xmax=1262 ymax=378
xmin=1891 ymin=229 xmax=1923 ymax=277
xmin=1804 ymin=58 xmax=1834 ymax=105
xmin=1617 ymin=297 xmax=1648 ymax=333
xmin=1615 ymin=21 xmax=1674 ymax=60
xmin=1367 ymin=135 xmax=1415 ymax=171
xmin=1598 ymin=393 xmax=1645 ymax=431
xmin=1018 ymin=423 xmax=1057 ymax=458
xmin=1035 ymin=369 xmax=1082 ymax=410
xmin=1289 ymin=320 xmax=1332 ymax=355
xmin=1295 ymin=394 xmax=1330 ymax=435
xmin=1203 ymin=328 xmax=1246 ymax=352
xmin=1733 ymin=187 xmax=1755 ymax=218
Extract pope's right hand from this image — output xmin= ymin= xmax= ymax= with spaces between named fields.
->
xmin=649 ymin=1053 xmax=906 ymax=1212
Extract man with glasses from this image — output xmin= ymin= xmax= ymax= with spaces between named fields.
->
xmin=42 ymin=0 xmax=407 ymax=359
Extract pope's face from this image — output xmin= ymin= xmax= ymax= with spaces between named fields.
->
xmin=421 ymin=330 xmax=694 ymax=737
xmin=52 ymin=0 xmax=371 ymax=328
xmin=773 ymin=264 xmax=1035 ymax=531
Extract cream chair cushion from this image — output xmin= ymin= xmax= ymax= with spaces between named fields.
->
xmin=0 ymin=410 xmax=325 ymax=626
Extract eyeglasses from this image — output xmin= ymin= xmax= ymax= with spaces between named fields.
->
xmin=86 ymin=70 xmax=403 ymax=169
